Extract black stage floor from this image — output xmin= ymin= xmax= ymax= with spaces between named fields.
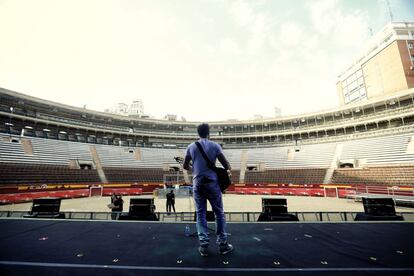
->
xmin=0 ymin=219 xmax=413 ymax=275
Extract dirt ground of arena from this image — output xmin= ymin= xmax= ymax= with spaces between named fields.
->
xmin=0 ymin=194 xmax=410 ymax=213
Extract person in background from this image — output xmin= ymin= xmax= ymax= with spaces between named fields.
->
xmin=111 ymin=195 xmax=124 ymax=220
xmin=108 ymin=193 xmax=116 ymax=219
xmin=166 ymin=190 xmax=176 ymax=214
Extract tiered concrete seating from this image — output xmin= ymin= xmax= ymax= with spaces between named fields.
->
xmin=244 ymin=168 xmax=327 ymax=184
xmin=0 ymin=163 xmax=100 ymax=184
xmin=103 ymin=167 xmax=164 ymax=183
xmin=0 ymin=134 xmax=93 ymax=165
xmin=332 ymin=166 xmax=414 ymax=186
xmin=339 ymin=132 xmax=414 ymax=165
xmin=245 ymin=143 xmax=335 ymax=168
xmin=1 ymin=132 xmax=414 ymax=188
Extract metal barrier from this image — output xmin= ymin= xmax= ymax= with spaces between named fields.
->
xmin=1 ymin=211 xmax=414 ymax=222
xmin=155 ymin=188 xmax=192 ymax=199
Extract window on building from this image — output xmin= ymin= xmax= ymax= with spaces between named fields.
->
xmin=349 ymin=91 xmax=360 ymax=101
xmin=342 ymin=68 xmax=367 ymax=105
xmin=360 ymin=87 xmax=366 ymax=97
xmin=348 ymin=80 xmax=358 ymax=92
xmin=408 ymin=42 xmax=413 ymax=49
xmin=349 ymin=73 xmax=357 ymax=83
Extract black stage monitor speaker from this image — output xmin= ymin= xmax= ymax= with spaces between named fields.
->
xmin=258 ymin=198 xmax=298 ymax=222
xmin=363 ymin=197 xmax=395 ymax=216
xmin=119 ymin=198 xmax=158 ymax=221
xmin=354 ymin=197 xmax=404 ymax=221
xmin=193 ymin=211 xmax=215 ymax=222
xmin=25 ymin=198 xmax=65 ymax=218
xmin=129 ymin=198 xmax=155 ymax=215
xmin=262 ymin=198 xmax=288 ymax=214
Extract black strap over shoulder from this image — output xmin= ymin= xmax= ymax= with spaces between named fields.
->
xmin=195 ymin=141 xmax=216 ymax=171
xmin=195 ymin=142 xmax=231 ymax=193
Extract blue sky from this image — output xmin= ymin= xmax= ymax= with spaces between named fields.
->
xmin=0 ymin=0 xmax=413 ymax=121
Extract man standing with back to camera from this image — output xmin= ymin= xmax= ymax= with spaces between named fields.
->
xmin=183 ymin=123 xmax=233 ymax=257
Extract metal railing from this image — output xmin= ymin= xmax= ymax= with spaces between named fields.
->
xmin=1 ymin=211 xmax=414 ymax=222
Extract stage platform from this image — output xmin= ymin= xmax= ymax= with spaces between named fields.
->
xmin=0 ymin=219 xmax=413 ymax=275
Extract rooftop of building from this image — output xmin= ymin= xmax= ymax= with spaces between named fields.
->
xmin=337 ymin=21 xmax=414 ymax=81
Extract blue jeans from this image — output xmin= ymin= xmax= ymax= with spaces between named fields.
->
xmin=193 ymin=178 xmax=227 ymax=248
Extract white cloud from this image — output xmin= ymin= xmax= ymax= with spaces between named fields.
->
xmin=277 ymin=22 xmax=303 ymax=47
xmin=307 ymin=0 xmax=369 ymax=47
xmin=246 ymin=14 xmax=268 ymax=53
xmin=230 ymin=0 xmax=254 ymax=27
xmin=335 ymin=11 xmax=369 ymax=46
xmin=307 ymin=0 xmax=341 ymax=35
xmin=219 ymin=38 xmax=241 ymax=55
xmin=229 ymin=0 xmax=274 ymax=54
xmin=0 ymin=0 xmax=387 ymax=121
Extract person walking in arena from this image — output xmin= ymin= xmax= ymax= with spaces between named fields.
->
xmin=183 ymin=123 xmax=233 ymax=257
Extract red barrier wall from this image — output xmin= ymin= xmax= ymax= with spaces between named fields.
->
xmin=0 ymin=188 xmax=143 ymax=204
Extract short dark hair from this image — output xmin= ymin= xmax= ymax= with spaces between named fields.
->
xmin=197 ymin=123 xmax=210 ymax=138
